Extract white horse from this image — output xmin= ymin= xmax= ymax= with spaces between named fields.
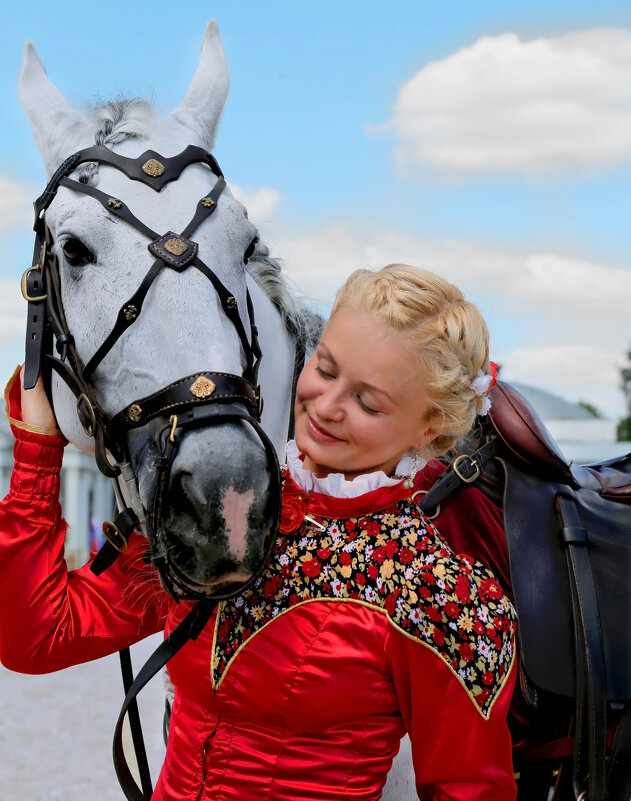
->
xmin=18 ymin=20 xmax=416 ymax=800
xmin=19 ymin=20 xmax=318 ymax=597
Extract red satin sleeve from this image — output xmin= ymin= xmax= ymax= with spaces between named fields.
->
xmin=0 ymin=381 xmax=169 ymax=674
xmin=387 ymin=626 xmax=517 ymax=801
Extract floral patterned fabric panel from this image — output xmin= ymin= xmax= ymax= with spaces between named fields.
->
xmin=212 ymin=472 xmax=517 ymax=718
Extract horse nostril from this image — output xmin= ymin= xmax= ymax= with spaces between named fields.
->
xmin=167 ymin=470 xmax=224 ymax=546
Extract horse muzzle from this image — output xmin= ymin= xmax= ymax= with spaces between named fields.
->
xmin=146 ymin=417 xmax=279 ymax=600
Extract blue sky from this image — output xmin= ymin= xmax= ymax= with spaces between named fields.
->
xmin=1 ymin=0 xmax=630 ymax=419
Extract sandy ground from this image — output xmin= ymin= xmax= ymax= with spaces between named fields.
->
xmin=0 ymin=633 xmax=166 ymax=801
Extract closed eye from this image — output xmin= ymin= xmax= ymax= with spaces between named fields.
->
xmin=315 ymin=364 xmax=380 ymax=414
xmin=61 ymin=237 xmax=95 ymax=268
xmin=315 ymin=365 xmax=334 ymax=380
xmin=357 ymin=396 xmax=380 ymax=415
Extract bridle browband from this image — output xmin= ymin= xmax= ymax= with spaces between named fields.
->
xmin=22 ymin=143 xmax=282 ymax=598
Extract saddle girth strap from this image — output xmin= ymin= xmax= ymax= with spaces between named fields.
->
xmin=557 ymin=493 xmax=607 ymax=801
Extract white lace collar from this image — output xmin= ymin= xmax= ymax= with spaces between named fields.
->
xmin=285 ymin=440 xmax=425 ymax=499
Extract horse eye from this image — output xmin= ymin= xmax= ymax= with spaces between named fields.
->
xmin=62 ymin=237 xmax=94 ymax=267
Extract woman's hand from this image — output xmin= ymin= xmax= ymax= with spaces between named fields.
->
xmin=19 ymin=366 xmax=58 ymax=429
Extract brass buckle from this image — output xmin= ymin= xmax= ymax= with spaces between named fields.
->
xmin=21 ymin=266 xmax=47 ymax=303
xmin=410 ymin=490 xmax=440 ymax=520
xmin=452 ymin=454 xmax=480 ymax=483
xmin=102 ymin=520 xmax=129 ymax=553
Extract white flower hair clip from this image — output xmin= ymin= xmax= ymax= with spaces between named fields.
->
xmin=470 ymin=362 xmax=498 ymax=416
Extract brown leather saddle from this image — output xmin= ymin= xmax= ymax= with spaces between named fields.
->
xmin=421 ymin=382 xmax=631 ymax=801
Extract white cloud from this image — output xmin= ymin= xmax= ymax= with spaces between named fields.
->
xmin=267 ymin=223 xmax=629 ymax=418
xmin=230 ymin=184 xmax=281 ymax=222
xmin=385 ymin=28 xmax=631 ymax=174
xmin=0 ymin=176 xmax=37 ymax=232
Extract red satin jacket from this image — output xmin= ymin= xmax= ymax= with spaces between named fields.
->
xmin=1 ymin=375 xmax=517 ymax=801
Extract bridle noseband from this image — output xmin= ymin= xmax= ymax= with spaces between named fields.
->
xmin=23 ymin=143 xmax=281 ymax=598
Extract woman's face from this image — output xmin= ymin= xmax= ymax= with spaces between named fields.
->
xmin=294 ymin=305 xmax=438 ymax=480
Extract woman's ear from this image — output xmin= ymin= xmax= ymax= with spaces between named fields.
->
xmin=414 ymin=425 xmax=439 ymax=451
xmin=413 ymin=407 xmax=442 ymax=451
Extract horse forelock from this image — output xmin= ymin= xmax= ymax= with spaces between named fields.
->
xmin=91 ymin=98 xmax=154 ymax=140
xmin=75 ymin=98 xmax=155 ymax=184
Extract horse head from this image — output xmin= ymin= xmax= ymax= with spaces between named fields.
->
xmin=18 ymin=21 xmax=289 ymax=599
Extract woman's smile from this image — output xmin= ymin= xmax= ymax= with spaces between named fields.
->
xmin=305 ymin=415 xmax=345 ymax=443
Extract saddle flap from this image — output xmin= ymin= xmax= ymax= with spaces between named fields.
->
xmin=501 ymin=460 xmax=631 ymax=702
xmin=488 ymin=381 xmax=574 ymax=484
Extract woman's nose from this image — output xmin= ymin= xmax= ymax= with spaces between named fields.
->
xmin=314 ymin=387 xmax=344 ymax=421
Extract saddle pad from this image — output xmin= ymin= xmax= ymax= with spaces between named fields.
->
xmin=500 ymin=459 xmax=631 ymax=701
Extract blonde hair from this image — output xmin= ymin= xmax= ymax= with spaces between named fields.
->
xmin=331 ymin=263 xmax=490 ymax=460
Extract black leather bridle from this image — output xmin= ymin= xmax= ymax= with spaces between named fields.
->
xmin=22 ymin=144 xmax=282 ymax=597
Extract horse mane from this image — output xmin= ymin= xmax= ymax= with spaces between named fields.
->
xmin=247 ymin=242 xmax=324 ymax=349
xmin=81 ymin=99 xmax=324 ymax=348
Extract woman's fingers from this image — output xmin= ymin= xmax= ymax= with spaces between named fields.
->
xmin=19 ymin=365 xmax=58 ymax=429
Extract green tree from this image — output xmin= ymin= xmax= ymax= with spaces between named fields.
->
xmin=617 ymin=343 xmax=631 ymax=441
xmin=577 ymin=401 xmax=602 ymax=418
xmin=619 ymin=418 xmax=631 ymax=441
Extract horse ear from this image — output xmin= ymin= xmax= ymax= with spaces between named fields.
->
xmin=19 ymin=41 xmax=89 ymax=177
xmin=168 ymin=19 xmax=230 ymax=149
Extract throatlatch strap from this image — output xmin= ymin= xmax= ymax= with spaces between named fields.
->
xmin=22 ymin=233 xmax=49 ymax=389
